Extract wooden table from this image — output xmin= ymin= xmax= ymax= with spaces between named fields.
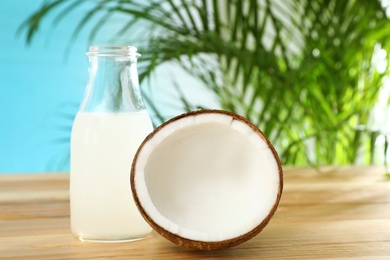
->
xmin=1 ymin=166 xmax=389 ymax=259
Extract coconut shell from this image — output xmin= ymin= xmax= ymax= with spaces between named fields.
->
xmin=130 ymin=109 xmax=283 ymax=250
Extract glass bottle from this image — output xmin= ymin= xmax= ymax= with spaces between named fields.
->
xmin=70 ymin=45 xmax=153 ymax=242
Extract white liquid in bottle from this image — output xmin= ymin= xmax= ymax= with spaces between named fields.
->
xmin=70 ymin=111 xmax=153 ymax=241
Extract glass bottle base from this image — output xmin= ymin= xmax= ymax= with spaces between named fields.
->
xmin=77 ymin=233 xmax=152 ymax=243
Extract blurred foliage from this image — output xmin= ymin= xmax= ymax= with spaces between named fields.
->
xmin=21 ymin=0 xmax=390 ymax=166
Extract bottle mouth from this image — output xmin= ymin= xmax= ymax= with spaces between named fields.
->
xmin=86 ymin=44 xmax=141 ymax=58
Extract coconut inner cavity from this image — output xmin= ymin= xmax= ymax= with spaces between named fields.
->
xmin=136 ymin=116 xmax=280 ymax=242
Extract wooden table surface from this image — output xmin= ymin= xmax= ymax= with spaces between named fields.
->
xmin=0 ymin=166 xmax=389 ymax=259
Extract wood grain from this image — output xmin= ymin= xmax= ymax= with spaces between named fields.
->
xmin=0 ymin=166 xmax=389 ymax=259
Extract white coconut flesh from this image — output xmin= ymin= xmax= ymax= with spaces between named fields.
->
xmin=132 ymin=111 xmax=282 ymax=248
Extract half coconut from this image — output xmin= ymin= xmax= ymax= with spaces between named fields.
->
xmin=131 ymin=110 xmax=283 ymax=250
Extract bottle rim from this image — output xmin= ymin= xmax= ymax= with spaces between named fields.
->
xmin=86 ymin=44 xmax=141 ymax=58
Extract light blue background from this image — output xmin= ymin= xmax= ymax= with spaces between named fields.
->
xmin=0 ymin=0 xmax=216 ymax=173
xmin=0 ymin=1 xmax=104 ymax=173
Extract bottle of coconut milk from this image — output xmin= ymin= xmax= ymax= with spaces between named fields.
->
xmin=70 ymin=45 xmax=153 ymax=242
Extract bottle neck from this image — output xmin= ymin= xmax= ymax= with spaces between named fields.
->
xmin=79 ymin=45 xmax=146 ymax=113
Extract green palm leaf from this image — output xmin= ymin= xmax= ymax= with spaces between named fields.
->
xmin=20 ymin=0 xmax=390 ymax=167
